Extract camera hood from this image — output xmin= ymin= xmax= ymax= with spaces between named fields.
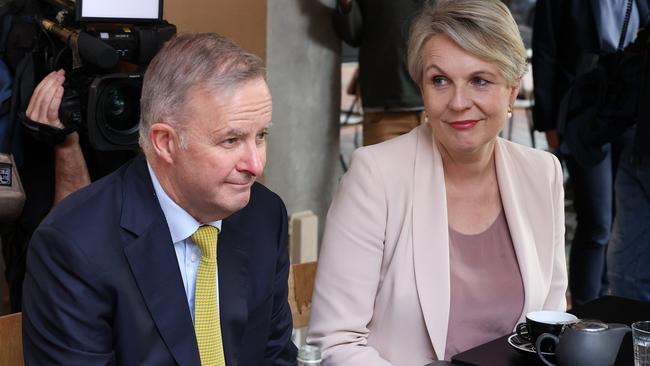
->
xmin=87 ymin=73 xmax=142 ymax=151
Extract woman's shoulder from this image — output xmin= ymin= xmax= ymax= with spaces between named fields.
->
xmin=351 ymin=124 xmax=425 ymax=168
xmin=496 ymin=137 xmax=560 ymax=171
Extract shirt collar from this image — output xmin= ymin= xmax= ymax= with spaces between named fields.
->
xmin=147 ymin=162 xmax=221 ymax=243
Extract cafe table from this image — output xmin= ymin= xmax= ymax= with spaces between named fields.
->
xmin=445 ymin=296 xmax=650 ymax=366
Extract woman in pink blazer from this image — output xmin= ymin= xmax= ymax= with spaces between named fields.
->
xmin=308 ymin=1 xmax=567 ymax=365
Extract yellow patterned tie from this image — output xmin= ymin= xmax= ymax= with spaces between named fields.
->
xmin=192 ymin=225 xmax=226 ymax=366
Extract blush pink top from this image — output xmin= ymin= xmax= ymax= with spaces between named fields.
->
xmin=444 ymin=209 xmax=525 ymax=360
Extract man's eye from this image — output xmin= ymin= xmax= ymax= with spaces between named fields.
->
xmin=255 ymin=131 xmax=269 ymax=145
xmin=222 ymin=138 xmax=238 ymax=146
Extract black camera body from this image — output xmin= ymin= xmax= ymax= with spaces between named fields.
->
xmin=39 ymin=0 xmax=175 ymax=151
xmin=59 ymin=72 xmax=144 ymax=151
xmin=83 ymin=23 xmax=177 ymax=66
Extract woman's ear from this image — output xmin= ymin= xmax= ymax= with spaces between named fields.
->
xmin=509 ymin=80 xmax=520 ymax=108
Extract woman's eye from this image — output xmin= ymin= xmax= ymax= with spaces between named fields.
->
xmin=471 ymin=77 xmax=490 ymax=87
xmin=432 ymin=76 xmax=448 ymax=87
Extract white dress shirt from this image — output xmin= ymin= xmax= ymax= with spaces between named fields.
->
xmin=147 ymin=162 xmax=221 ymax=321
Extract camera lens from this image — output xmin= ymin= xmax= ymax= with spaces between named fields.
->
xmin=99 ymin=81 xmax=140 ymax=134
xmin=107 ymin=89 xmax=126 ymax=117
xmin=88 ymin=73 xmax=143 ymax=151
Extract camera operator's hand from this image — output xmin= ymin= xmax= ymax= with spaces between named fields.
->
xmin=339 ymin=0 xmax=353 ymax=13
xmin=545 ymin=129 xmax=560 ymax=153
xmin=27 ymin=69 xmax=90 ymax=205
xmin=26 ymin=69 xmax=66 ymax=130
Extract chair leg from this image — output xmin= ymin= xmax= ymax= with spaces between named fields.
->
xmin=526 ymin=107 xmax=535 ymax=148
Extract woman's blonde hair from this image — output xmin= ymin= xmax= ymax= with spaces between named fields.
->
xmin=407 ymin=0 xmax=527 ymax=86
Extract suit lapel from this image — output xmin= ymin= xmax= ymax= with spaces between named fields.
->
xmin=411 ymin=133 xmax=549 ymax=357
xmin=217 ymin=215 xmax=250 ymax=366
xmin=494 ymin=139 xmax=544 ymax=321
xmin=589 ymin=0 xmax=604 ymax=49
xmin=411 ymin=124 xmax=451 ymax=359
xmin=120 ymin=156 xmax=201 ymax=366
xmin=637 ymin=0 xmax=650 ymax=22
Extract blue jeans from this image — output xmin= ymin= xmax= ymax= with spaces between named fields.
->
xmin=564 ymin=151 xmax=613 ymax=306
xmin=608 ymin=143 xmax=650 ymax=301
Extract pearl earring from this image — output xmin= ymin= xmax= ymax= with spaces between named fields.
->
xmin=507 ymin=107 xmax=513 ymax=119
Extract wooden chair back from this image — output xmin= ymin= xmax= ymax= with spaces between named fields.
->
xmin=288 ymin=261 xmax=317 ymax=329
xmin=0 ymin=312 xmax=24 ymax=366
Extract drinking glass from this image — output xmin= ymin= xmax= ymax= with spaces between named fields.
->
xmin=633 ymin=321 xmax=650 ymax=366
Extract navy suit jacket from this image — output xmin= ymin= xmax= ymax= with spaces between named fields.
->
xmin=533 ymin=0 xmax=650 ymax=132
xmin=22 ymin=155 xmax=297 ymax=365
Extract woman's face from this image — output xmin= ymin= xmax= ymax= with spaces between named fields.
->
xmin=419 ymin=34 xmax=518 ymax=157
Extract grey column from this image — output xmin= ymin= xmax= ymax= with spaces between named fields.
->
xmin=265 ymin=0 xmax=342 ymax=239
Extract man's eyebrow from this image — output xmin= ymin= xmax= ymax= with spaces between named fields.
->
xmin=211 ymin=128 xmax=247 ymax=137
xmin=211 ymin=123 xmax=272 ymax=137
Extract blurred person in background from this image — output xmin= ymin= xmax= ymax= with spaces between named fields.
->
xmin=333 ymin=0 xmax=426 ymax=146
xmin=533 ymin=0 xmax=648 ymax=306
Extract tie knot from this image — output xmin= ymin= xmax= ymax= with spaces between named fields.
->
xmin=191 ymin=225 xmax=218 ymax=259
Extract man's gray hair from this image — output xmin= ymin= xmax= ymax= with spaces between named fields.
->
xmin=138 ymin=32 xmax=265 ymax=150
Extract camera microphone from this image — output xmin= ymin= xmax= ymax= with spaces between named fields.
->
xmin=41 ymin=19 xmax=119 ymax=69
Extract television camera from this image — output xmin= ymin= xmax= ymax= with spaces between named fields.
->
xmin=34 ymin=0 xmax=176 ymax=150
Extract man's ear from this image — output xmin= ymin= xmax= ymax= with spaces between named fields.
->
xmin=149 ymin=123 xmax=180 ymax=164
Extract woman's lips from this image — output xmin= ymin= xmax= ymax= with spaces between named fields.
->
xmin=448 ymin=120 xmax=479 ymax=130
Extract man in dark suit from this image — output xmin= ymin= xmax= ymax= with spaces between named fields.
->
xmin=533 ymin=0 xmax=649 ymax=306
xmin=21 ymin=33 xmax=297 ymax=365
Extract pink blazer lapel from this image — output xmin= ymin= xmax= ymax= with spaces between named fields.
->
xmin=411 ymin=133 xmax=550 ymax=358
xmin=494 ymin=138 xmax=546 ymax=322
xmin=412 ymin=124 xmax=451 ymax=359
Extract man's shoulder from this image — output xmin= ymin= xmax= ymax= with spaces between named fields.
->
xmin=248 ymin=181 xmax=284 ymax=210
xmin=227 ymin=182 xmax=286 ymax=228
xmin=27 ymin=158 xmax=144 ymax=273
xmin=40 ymin=156 xmax=142 ymax=232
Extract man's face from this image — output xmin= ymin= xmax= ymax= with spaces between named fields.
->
xmin=167 ymin=78 xmax=272 ymax=222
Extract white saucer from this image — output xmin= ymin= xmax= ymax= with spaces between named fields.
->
xmin=507 ymin=333 xmax=555 ymax=356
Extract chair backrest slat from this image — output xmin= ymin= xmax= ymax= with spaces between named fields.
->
xmin=288 ymin=261 xmax=317 ymax=329
xmin=0 ymin=312 xmax=23 ymax=366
